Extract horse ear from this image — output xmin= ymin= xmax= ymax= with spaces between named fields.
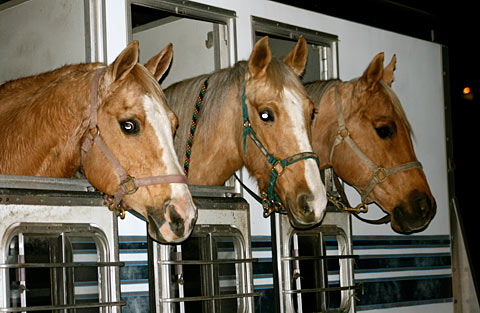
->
xmin=383 ymin=54 xmax=396 ymax=87
xmin=283 ymin=35 xmax=308 ymax=76
xmin=359 ymin=52 xmax=384 ymax=91
xmin=248 ymin=36 xmax=271 ymax=79
xmin=144 ymin=43 xmax=173 ymax=81
xmin=106 ymin=40 xmax=139 ymax=83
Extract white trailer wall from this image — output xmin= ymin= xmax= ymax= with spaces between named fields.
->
xmin=0 ymin=0 xmax=88 ymax=82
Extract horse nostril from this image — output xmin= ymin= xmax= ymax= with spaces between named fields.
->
xmin=297 ymin=193 xmax=314 ymax=214
xmin=410 ymin=192 xmax=432 ymax=218
xmin=166 ymin=204 xmax=185 ymax=237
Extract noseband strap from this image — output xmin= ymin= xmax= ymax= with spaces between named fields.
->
xmin=81 ymin=68 xmax=188 ymax=218
xmin=242 ymin=91 xmax=319 ymax=217
xmin=329 ymin=82 xmax=422 ymax=204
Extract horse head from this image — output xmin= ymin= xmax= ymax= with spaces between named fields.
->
xmin=310 ymin=52 xmax=436 ymax=233
xmin=242 ymin=36 xmax=327 ymax=228
xmin=82 ymin=41 xmax=197 ymax=243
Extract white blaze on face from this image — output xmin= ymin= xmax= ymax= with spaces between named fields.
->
xmin=282 ymin=88 xmax=328 ymax=218
xmin=142 ymin=95 xmax=195 ymax=218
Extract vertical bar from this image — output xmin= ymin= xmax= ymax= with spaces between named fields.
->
xmin=318 ymin=232 xmax=328 ymax=312
xmin=208 ymin=234 xmax=217 ymax=313
xmin=292 ymin=233 xmax=303 ymax=313
xmin=147 ymin=236 xmax=159 ymax=313
xmin=331 ymin=41 xmax=339 ymax=79
xmin=17 ymin=233 xmax=26 ymax=313
xmin=61 ymin=234 xmax=68 ymax=313
xmin=85 ymin=0 xmax=106 ymax=63
xmin=176 ymin=245 xmax=185 ymax=313
xmin=212 ymin=24 xmax=221 ymax=71
xmin=270 ymin=215 xmax=283 ymax=313
xmin=321 ymin=46 xmax=329 ymax=80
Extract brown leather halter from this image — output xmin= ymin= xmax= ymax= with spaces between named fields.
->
xmin=329 ymin=82 xmax=422 ymax=204
xmin=80 ymin=68 xmax=188 ymax=218
xmin=322 ymin=81 xmax=422 ymax=224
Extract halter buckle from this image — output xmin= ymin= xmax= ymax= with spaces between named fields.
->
xmin=120 ymin=176 xmax=138 ymax=195
xmin=108 ymin=202 xmax=126 ymax=219
xmin=272 ymin=161 xmax=285 ymax=176
xmin=104 ymin=195 xmax=127 ymax=219
xmin=338 ymin=128 xmax=349 ymax=138
xmin=374 ymin=168 xmax=388 ymax=183
xmin=261 ymin=191 xmax=285 ymax=218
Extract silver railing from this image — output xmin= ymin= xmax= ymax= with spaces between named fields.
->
xmin=271 ymin=205 xmax=358 ymax=313
xmin=149 ymin=186 xmax=258 ymax=313
xmin=0 ymin=175 xmax=124 ymax=313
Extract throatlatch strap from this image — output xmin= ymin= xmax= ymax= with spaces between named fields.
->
xmin=184 ymin=77 xmax=210 ymax=175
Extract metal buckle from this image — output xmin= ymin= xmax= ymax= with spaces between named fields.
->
xmin=272 ymin=161 xmax=285 ymax=176
xmin=104 ymin=195 xmax=126 ymax=219
xmin=328 ymin=194 xmax=368 ymax=214
xmin=88 ymin=125 xmax=100 ymax=138
xmin=120 ymin=176 xmax=138 ymax=195
xmin=338 ymin=128 xmax=349 ymax=138
xmin=261 ymin=192 xmax=285 ymax=218
xmin=374 ymin=168 xmax=388 ymax=183
xmin=108 ymin=202 xmax=126 ymax=219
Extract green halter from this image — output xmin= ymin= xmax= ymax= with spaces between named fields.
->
xmin=241 ymin=91 xmax=319 ymax=217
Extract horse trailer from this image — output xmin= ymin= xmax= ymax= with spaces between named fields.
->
xmin=1 ymin=0 xmax=477 ymax=313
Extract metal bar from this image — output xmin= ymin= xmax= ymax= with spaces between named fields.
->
xmin=176 ymin=245 xmax=186 ymax=313
xmin=157 ymin=258 xmax=258 ymax=265
xmin=292 ymin=233 xmax=303 ymax=313
xmin=159 ymin=292 xmax=260 ymax=303
xmin=0 ymin=301 xmax=126 ymax=312
xmin=281 ymin=255 xmax=358 ymax=261
xmin=0 ymin=175 xmax=93 ymax=192
xmin=0 ymin=262 xmax=125 ymax=269
xmin=18 ymin=233 xmax=26 ymax=312
xmin=283 ymin=285 xmax=360 ymax=295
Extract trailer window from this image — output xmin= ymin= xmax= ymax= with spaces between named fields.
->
xmin=1 ymin=224 xmax=120 ymax=313
xmin=252 ymin=16 xmax=339 ymax=82
xmin=151 ymin=225 xmax=255 ymax=313
xmin=287 ymin=231 xmax=356 ymax=312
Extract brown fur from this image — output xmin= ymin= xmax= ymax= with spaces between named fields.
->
xmin=306 ymin=52 xmax=436 ymax=233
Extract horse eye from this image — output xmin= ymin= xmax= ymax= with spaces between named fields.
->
xmin=259 ymin=109 xmax=274 ymax=122
xmin=375 ymin=124 xmax=395 ymax=139
xmin=119 ymin=119 xmax=140 ymax=135
xmin=311 ymin=108 xmax=317 ymax=121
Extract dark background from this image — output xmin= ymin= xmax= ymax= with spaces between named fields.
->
xmin=272 ymin=0 xmax=479 ymax=294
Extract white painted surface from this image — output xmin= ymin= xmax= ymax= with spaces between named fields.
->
xmin=0 ymin=0 xmax=86 ymax=82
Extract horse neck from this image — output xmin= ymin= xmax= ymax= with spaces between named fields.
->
xmin=166 ymin=72 xmax=244 ymax=185
xmin=309 ymin=80 xmax=346 ymax=170
xmin=0 ymin=65 xmax=97 ymax=177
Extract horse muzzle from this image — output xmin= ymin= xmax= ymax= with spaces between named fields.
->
xmin=286 ymin=192 xmax=326 ymax=229
xmin=147 ymin=196 xmax=198 ymax=243
xmin=391 ymin=191 xmax=436 ymax=234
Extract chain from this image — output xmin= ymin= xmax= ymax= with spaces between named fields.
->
xmin=328 ymin=193 xmax=368 ymax=214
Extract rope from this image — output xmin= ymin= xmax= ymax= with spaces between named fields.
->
xmin=184 ymin=77 xmax=209 ymax=175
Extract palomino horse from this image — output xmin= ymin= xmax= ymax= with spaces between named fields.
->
xmin=306 ymin=52 xmax=436 ymax=234
xmin=0 ymin=41 xmax=197 ymax=243
xmin=164 ymin=36 xmax=327 ymax=228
